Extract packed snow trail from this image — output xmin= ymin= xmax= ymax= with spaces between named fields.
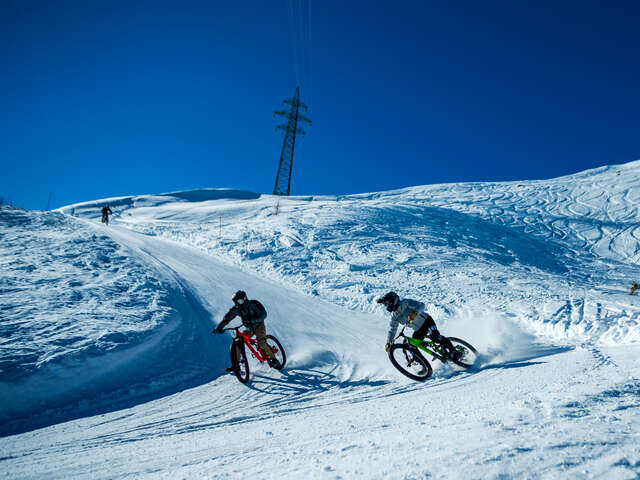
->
xmin=98 ymin=221 xmax=405 ymax=382
xmin=2 ymin=338 xmax=638 ymax=478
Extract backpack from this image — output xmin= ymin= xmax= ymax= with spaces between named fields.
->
xmin=243 ymin=300 xmax=267 ymax=329
xmin=251 ymin=300 xmax=267 ymax=321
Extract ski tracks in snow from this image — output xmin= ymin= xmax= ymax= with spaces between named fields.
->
xmin=4 ymin=344 xmax=638 ymax=479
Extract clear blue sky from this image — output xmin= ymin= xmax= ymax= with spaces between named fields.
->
xmin=2 ymin=1 xmax=639 ymax=210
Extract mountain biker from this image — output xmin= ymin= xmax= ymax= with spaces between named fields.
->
xmin=214 ymin=290 xmax=281 ymax=369
xmin=377 ymin=291 xmax=460 ymax=360
xmin=101 ymin=205 xmax=113 ymax=225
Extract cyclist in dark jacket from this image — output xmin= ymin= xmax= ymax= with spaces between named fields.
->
xmin=214 ymin=290 xmax=280 ymax=368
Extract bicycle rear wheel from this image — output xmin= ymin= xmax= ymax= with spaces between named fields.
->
xmin=265 ymin=335 xmax=286 ymax=370
xmin=230 ymin=339 xmax=250 ymax=383
xmin=389 ymin=344 xmax=432 ymax=381
xmin=448 ymin=337 xmax=478 ymax=368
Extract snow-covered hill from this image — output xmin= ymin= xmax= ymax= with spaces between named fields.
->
xmin=62 ymin=161 xmax=640 ymax=346
xmin=1 ymin=161 xmax=639 ymax=479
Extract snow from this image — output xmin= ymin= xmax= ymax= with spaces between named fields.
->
xmin=1 ymin=161 xmax=639 ymax=479
xmin=0 ymin=208 xmax=221 ymax=437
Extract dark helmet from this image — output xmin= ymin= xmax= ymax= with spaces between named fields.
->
xmin=232 ymin=290 xmax=247 ymax=305
xmin=377 ymin=291 xmax=400 ymax=312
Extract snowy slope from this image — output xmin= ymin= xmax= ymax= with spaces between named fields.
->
xmin=62 ymin=161 xmax=640 ymax=346
xmin=0 ymin=208 xmax=222 ymax=436
xmin=1 ymin=161 xmax=639 ymax=479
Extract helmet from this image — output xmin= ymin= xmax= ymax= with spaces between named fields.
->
xmin=232 ymin=290 xmax=247 ymax=305
xmin=377 ymin=291 xmax=400 ymax=312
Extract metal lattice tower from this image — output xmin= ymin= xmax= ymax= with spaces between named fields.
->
xmin=273 ymin=86 xmax=311 ymax=196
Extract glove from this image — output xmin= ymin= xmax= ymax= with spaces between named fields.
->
xmin=385 ymin=343 xmax=391 ymax=352
xmin=408 ymin=311 xmax=417 ymax=323
xmin=213 ymin=326 xmax=224 ymax=334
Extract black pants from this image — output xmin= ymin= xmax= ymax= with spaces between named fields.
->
xmin=412 ymin=314 xmax=455 ymax=353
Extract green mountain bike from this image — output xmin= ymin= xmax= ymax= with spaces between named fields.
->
xmin=388 ymin=326 xmax=478 ymax=381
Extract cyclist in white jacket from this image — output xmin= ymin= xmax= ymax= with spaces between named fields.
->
xmin=377 ymin=291 xmax=459 ymax=359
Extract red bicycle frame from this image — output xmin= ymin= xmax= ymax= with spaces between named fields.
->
xmin=229 ymin=327 xmax=278 ymax=363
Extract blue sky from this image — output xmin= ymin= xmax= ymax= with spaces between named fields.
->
xmin=1 ymin=1 xmax=639 ymax=210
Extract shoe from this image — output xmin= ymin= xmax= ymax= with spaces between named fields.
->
xmin=268 ymin=358 xmax=281 ymax=369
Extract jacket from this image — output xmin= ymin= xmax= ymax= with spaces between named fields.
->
xmin=220 ymin=299 xmax=267 ymax=330
xmin=387 ymin=298 xmax=427 ymax=344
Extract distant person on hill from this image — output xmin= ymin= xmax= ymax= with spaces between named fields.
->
xmin=101 ymin=204 xmax=113 ymax=225
xmin=214 ymin=290 xmax=281 ymax=369
xmin=377 ymin=291 xmax=460 ymax=360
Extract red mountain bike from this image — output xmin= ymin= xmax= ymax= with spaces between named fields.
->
xmin=221 ymin=325 xmax=286 ymax=383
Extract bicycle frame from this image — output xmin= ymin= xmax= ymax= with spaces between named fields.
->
xmin=224 ymin=326 xmax=278 ymax=363
xmin=395 ymin=327 xmax=447 ymax=359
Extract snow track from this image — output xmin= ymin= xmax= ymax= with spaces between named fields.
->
xmin=2 ymin=345 xmax=638 ymax=479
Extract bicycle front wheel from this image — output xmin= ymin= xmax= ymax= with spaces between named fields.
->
xmin=230 ymin=340 xmax=250 ymax=383
xmin=448 ymin=337 xmax=478 ymax=369
xmin=265 ymin=335 xmax=286 ymax=370
xmin=389 ymin=344 xmax=432 ymax=381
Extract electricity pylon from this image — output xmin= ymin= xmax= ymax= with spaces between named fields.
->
xmin=273 ymin=86 xmax=311 ymax=196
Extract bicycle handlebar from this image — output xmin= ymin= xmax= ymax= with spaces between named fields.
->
xmin=219 ymin=324 xmax=243 ymax=332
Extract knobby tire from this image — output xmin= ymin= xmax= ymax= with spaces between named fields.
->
xmin=447 ymin=337 xmax=478 ymax=368
xmin=388 ymin=344 xmax=432 ymax=381
xmin=230 ymin=339 xmax=250 ymax=384
xmin=265 ymin=335 xmax=286 ymax=370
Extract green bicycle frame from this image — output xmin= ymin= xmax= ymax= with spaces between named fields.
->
xmin=408 ymin=337 xmax=446 ymax=358
xmin=395 ymin=327 xmax=447 ymax=359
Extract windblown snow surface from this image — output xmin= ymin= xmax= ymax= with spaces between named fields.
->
xmin=2 ymin=161 xmax=639 ymax=479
